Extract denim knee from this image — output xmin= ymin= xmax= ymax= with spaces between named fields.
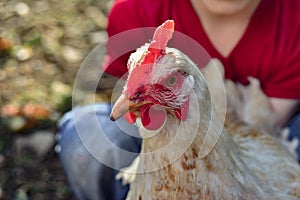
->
xmin=57 ymin=103 xmax=141 ymax=200
xmin=287 ymin=114 xmax=300 ymax=162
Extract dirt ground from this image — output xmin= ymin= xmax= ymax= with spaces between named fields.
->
xmin=0 ymin=0 xmax=114 ymax=199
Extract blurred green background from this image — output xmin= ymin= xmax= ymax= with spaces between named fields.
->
xmin=0 ymin=0 xmax=113 ymax=199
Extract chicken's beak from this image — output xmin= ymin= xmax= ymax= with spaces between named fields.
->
xmin=110 ymin=94 xmax=133 ymax=121
xmin=110 ymin=93 xmax=153 ymax=121
xmin=111 ymin=93 xmax=150 ymax=121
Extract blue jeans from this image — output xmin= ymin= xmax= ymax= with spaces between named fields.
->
xmin=57 ymin=104 xmax=141 ymax=200
xmin=287 ymin=114 xmax=300 ymax=162
xmin=57 ymin=103 xmax=300 ymax=200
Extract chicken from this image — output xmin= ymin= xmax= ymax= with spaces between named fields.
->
xmin=110 ymin=20 xmax=300 ymax=199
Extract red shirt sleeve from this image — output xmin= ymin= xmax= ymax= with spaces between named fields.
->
xmin=264 ymin=52 xmax=300 ymax=99
xmin=261 ymin=1 xmax=300 ymax=99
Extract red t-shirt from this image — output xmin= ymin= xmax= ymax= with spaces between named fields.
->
xmin=103 ymin=0 xmax=300 ymax=99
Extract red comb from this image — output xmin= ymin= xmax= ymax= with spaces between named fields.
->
xmin=141 ymin=20 xmax=174 ymax=64
xmin=148 ymin=20 xmax=175 ymax=51
xmin=125 ymin=20 xmax=175 ymax=96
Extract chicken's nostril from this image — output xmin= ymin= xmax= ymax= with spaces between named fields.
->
xmin=131 ymin=91 xmax=141 ymax=102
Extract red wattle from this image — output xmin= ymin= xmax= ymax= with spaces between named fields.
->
xmin=141 ymin=105 xmax=166 ymax=131
xmin=124 ymin=112 xmax=137 ymax=124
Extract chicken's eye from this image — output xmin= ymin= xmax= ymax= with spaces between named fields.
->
xmin=166 ymin=75 xmax=177 ymax=87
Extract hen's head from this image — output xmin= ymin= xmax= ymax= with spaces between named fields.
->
xmin=110 ymin=20 xmax=199 ymax=131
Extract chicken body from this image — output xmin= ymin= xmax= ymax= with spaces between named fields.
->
xmin=111 ymin=20 xmax=300 ymax=200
